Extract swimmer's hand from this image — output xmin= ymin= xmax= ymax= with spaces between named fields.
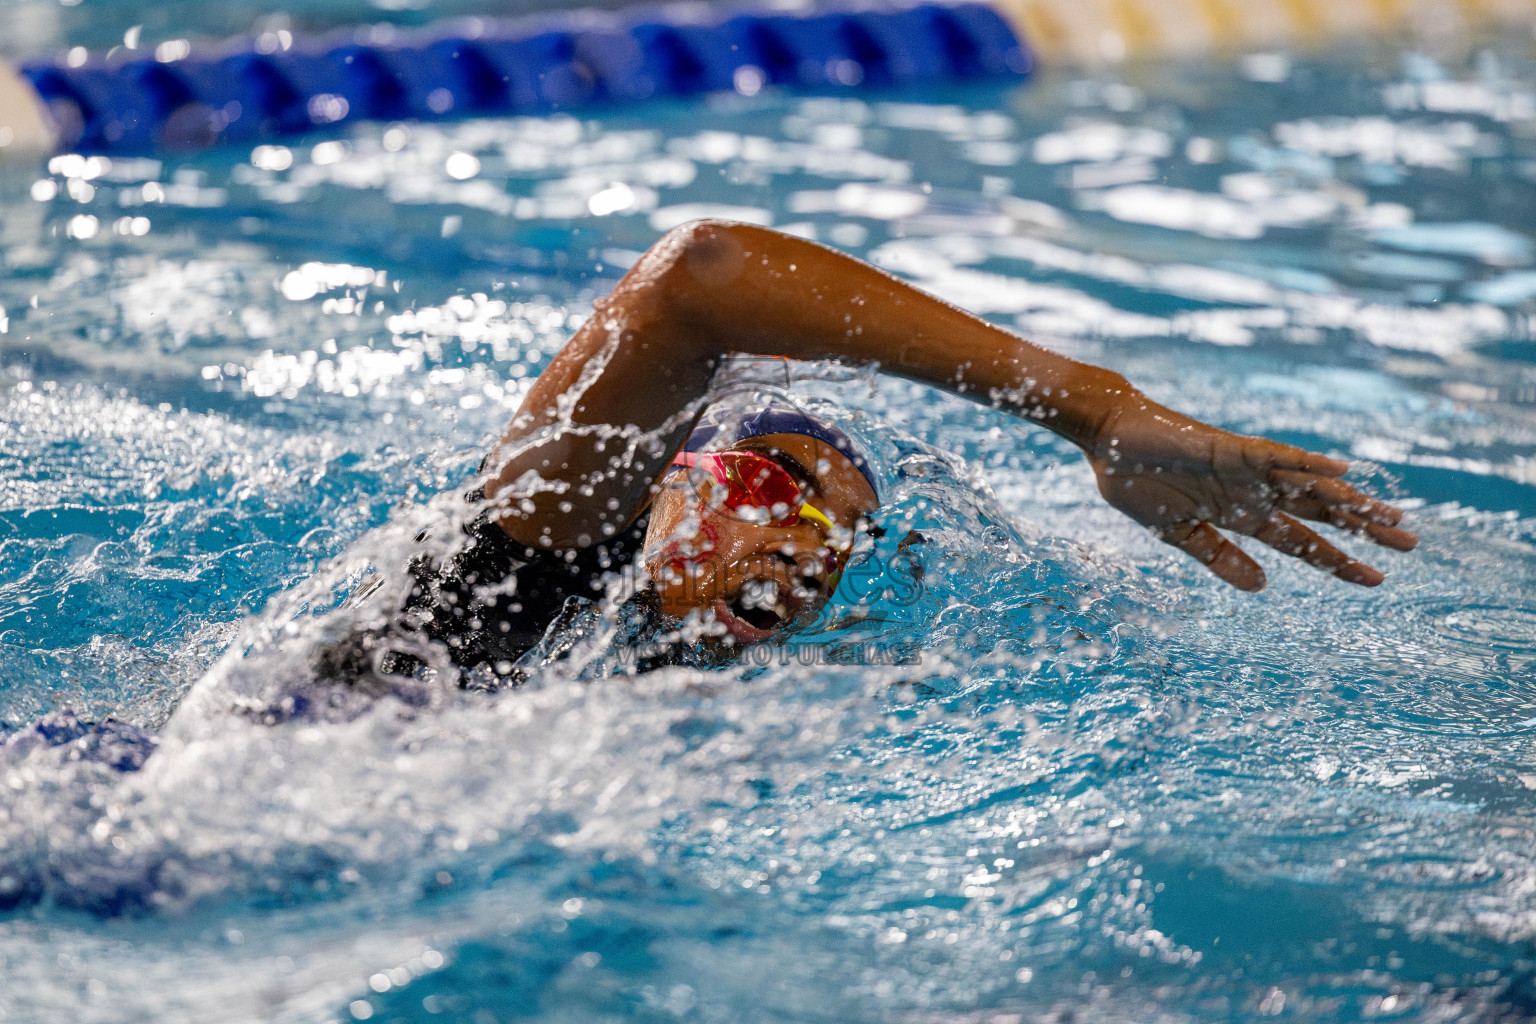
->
xmin=1087 ymin=400 xmax=1418 ymax=591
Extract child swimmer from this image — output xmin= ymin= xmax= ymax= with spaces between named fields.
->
xmin=397 ymin=219 xmax=1418 ymax=680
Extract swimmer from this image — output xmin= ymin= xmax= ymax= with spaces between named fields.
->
xmin=390 ymin=220 xmax=1417 ymax=682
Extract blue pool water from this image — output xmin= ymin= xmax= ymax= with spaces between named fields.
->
xmin=7 ymin=19 xmax=1536 ymax=1023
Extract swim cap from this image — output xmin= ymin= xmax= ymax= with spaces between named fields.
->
xmin=682 ymin=403 xmax=878 ymax=496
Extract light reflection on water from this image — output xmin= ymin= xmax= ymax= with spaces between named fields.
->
xmin=3 ymin=38 xmax=1536 ymax=1024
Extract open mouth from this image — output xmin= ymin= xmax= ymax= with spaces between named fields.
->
xmin=712 ymin=579 xmax=802 ymax=642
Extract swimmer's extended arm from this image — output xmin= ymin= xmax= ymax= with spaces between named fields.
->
xmin=487 ymin=219 xmax=1415 ymax=590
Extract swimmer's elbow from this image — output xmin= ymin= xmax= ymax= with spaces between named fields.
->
xmin=651 ymin=217 xmax=756 ymax=269
xmin=627 ymin=219 xmax=757 ymax=339
xmin=604 ymin=218 xmax=790 ymax=361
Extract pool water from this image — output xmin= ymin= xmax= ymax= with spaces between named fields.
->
xmin=6 ymin=24 xmax=1536 ymax=1023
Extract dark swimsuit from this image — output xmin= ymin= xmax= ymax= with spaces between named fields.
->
xmin=307 ymin=507 xmax=656 ymax=693
xmin=398 ymin=499 xmax=654 ymax=679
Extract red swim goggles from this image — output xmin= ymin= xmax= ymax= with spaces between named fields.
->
xmin=670 ymin=450 xmax=836 ymax=529
xmin=669 ymin=449 xmax=851 ymax=578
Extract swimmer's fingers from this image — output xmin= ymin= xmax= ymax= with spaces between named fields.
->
xmin=1252 ymin=511 xmax=1385 ymax=587
xmin=1324 ymin=508 xmax=1420 ymax=551
xmin=1261 ymin=444 xmax=1350 ymax=478
xmin=1269 ymin=470 xmax=1401 ymax=523
xmin=1161 ymin=520 xmax=1266 ymax=592
xmin=1269 ymin=470 xmax=1418 ymax=550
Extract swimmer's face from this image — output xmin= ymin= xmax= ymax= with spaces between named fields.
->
xmin=643 ymin=432 xmax=878 ymax=644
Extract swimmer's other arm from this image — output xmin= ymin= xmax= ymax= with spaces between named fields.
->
xmin=485 ymin=220 xmax=1416 ymax=591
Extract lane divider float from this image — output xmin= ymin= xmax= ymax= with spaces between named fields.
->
xmin=0 ymin=2 xmax=1029 ymax=158
xmin=1 ymin=0 xmax=1533 ymax=159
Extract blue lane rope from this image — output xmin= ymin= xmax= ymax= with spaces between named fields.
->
xmin=20 ymin=2 xmax=1032 ymax=155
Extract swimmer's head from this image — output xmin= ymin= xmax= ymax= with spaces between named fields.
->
xmin=643 ymin=406 xmax=879 ymax=644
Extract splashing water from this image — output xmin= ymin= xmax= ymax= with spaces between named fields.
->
xmin=5 ymin=34 xmax=1536 ymax=1024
